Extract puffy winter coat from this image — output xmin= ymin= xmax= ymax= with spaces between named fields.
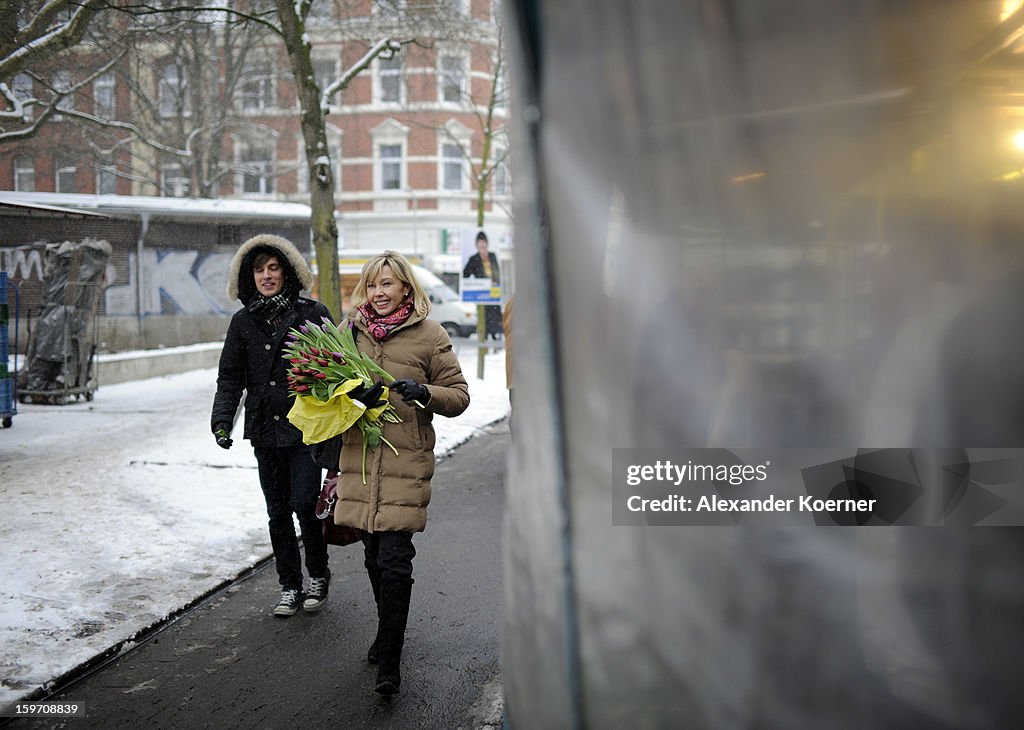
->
xmin=335 ymin=310 xmax=470 ymax=532
xmin=211 ymin=234 xmax=330 ymax=447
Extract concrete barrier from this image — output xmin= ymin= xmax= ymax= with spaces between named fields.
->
xmin=96 ymin=342 xmax=224 ymax=386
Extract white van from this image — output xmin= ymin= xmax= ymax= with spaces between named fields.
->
xmin=338 ymin=262 xmax=477 ymax=338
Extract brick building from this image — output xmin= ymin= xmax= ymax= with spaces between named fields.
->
xmin=1 ymin=0 xmax=511 ymax=281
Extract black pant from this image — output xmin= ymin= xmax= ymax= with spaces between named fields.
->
xmin=361 ymin=531 xmax=416 ymax=584
xmin=484 ymin=305 xmax=503 ymax=338
xmin=254 ymin=444 xmax=328 ymax=591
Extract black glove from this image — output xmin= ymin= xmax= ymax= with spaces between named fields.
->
xmin=348 ymin=382 xmax=386 ymax=409
xmin=389 ymin=378 xmax=429 ymax=405
xmin=214 ymin=424 xmax=233 ymax=450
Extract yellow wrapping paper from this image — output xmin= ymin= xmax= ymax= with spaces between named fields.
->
xmin=286 ymin=379 xmax=391 ymax=444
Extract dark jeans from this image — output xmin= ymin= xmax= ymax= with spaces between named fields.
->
xmin=254 ymin=444 xmax=328 ymax=591
xmin=361 ymin=531 xmax=416 ymax=585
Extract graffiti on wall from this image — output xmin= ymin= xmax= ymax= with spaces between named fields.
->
xmin=105 ymin=250 xmax=236 ymax=316
xmin=1 ymin=246 xmax=46 ymax=282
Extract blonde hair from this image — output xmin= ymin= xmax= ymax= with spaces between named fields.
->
xmin=351 ymin=250 xmax=430 ymax=318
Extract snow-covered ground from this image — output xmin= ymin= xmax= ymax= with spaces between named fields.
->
xmin=0 ymin=345 xmax=509 ymax=706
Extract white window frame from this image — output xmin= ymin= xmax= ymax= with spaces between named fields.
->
xmin=93 ymin=71 xmax=115 ymax=118
xmin=96 ymin=165 xmax=118 ymax=195
xmin=239 ymin=64 xmax=275 ymax=112
xmin=12 ymin=72 xmax=33 ymax=121
xmin=239 ymin=144 xmax=275 ymax=196
xmin=441 ymin=0 xmax=469 ymax=15
xmin=306 ymin=0 xmax=335 ymax=24
xmin=492 ymin=149 xmax=509 ymax=195
xmin=378 ymin=143 xmax=403 ymax=191
xmin=159 ymin=63 xmax=190 ymax=117
xmin=14 ymin=156 xmax=35 ymax=192
xmin=313 ymin=58 xmax=340 ymax=107
xmin=160 ymin=162 xmax=191 ymax=197
xmin=372 ymin=0 xmax=406 ymax=20
xmin=440 ymin=142 xmax=466 ymax=192
xmin=439 ymin=53 xmax=468 ymax=104
xmin=377 ymin=55 xmax=403 ymax=105
xmin=56 ymin=158 xmax=77 ymax=193
xmin=54 ymin=70 xmax=74 ymax=112
xmin=371 ymin=118 xmax=409 ymax=192
xmin=493 ymin=65 xmax=508 ymax=112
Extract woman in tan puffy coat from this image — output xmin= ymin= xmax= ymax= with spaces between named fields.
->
xmin=335 ymin=250 xmax=469 ymax=695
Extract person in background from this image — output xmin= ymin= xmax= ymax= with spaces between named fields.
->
xmin=210 ymin=234 xmax=332 ymax=618
xmin=462 ymin=230 xmax=504 ymax=339
xmin=337 ymin=250 xmax=470 ymax=695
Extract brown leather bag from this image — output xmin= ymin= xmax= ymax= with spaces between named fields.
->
xmin=316 ymin=471 xmax=363 ymax=546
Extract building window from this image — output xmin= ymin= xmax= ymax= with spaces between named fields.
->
xmin=97 ymin=165 xmax=117 ymax=195
xmin=441 ymin=143 xmax=464 ymax=191
xmin=54 ymin=70 xmax=74 ymax=112
xmin=379 ymin=143 xmax=402 ymax=190
xmin=378 ymin=55 xmax=403 ymax=104
xmin=493 ymin=67 xmax=508 ymax=111
xmin=241 ymin=145 xmax=274 ymax=194
xmin=493 ymin=157 xmax=509 ymax=195
xmin=159 ymin=64 xmax=190 ymax=117
xmin=160 ymin=162 xmax=190 ymax=197
xmin=12 ymin=72 xmax=33 ymax=121
xmin=13 ymin=156 xmax=35 ymax=191
xmin=314 ymin=59 xmax=340 ymax=106
xmin=56 ymin=158 xmax=77 ymax=193
xmin=239 ymin=64 xmax=274 ymax=111
xmin=373 ymin=0 xmax=405 ymax=20
xmin=93 ymin=72 xmax=115 ymax=118
xmin=306 ymin=0 xmax=335 ymax=23
xmin=440 ymin=54 xmax=466 ymax=103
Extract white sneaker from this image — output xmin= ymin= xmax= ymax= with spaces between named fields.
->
xmin=273 ymin=589 xmax=301 ymax=617
xmin=303 ymin=571 xmax=331 ymax=612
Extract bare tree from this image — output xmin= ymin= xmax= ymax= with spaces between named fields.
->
xmin=0 ymin=1 xmax=118 ymax=135
xmin=268 ymin=0 xmax=477 ymax=318
xmin=2 ymin=0 xmax=481 ymax=319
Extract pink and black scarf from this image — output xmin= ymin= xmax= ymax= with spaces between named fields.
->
xmin=357 ymin=298 xmax=415 ymax=341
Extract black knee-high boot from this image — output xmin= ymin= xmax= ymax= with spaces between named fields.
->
xmin=365 ymin=562 xmax=382 ymax=664
xmin=374 ymin=577 xmax=413 ymax=695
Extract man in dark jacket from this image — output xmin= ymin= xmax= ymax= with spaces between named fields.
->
xmin=210 ymin=233 xmax=332 ymax=617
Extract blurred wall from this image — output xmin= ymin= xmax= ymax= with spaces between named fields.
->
xmin=504 ymin=1 xmax=1024 ymax=727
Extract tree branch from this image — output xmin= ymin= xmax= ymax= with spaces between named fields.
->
xmin=320 ymin=37 xmax=405 ymax=112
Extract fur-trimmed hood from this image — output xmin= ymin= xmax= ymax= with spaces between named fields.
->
xmin=226 ymin=234 xmax=313 ymax=303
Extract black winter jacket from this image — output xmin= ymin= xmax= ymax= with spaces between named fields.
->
xmin=211 ymin=297 xmax=331 ymax=447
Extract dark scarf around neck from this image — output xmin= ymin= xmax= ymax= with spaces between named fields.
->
xmin=247 ymin=289 xmax=298 ymax=329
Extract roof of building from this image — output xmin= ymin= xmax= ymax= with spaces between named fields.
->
xmin=0 ymin=192 xmax=314 ymax=222
xmin=0 ymin=196 xmax=110 ymax=219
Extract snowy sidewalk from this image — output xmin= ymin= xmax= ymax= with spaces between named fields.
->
xmin=0 ymin=346 xmax=509 ymax=706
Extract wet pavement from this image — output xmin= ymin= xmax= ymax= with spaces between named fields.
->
xmin=9 ymin=420 xmax=508 ymax=729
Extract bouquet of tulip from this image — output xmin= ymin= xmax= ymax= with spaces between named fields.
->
xmin=283 ymin=317 xmax=401 ymax=483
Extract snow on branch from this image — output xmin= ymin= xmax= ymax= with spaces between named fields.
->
xmin=0 ymin=0 xmax=107 ymax=80
xmin=320 ymin=38 xmax=403 ymax=113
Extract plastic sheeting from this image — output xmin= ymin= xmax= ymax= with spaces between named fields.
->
xmin=503 ymin=1 xmax=1024 ymax=727
xmin=21 ymin=239 xmax=110 ymax=394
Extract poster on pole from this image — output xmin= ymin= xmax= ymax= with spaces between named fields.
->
xmin=459 ymin=228 xmax=502 ymax=304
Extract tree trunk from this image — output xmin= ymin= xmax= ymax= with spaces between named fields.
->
xmin=275 ymin=0 xmax=342 ymax=320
